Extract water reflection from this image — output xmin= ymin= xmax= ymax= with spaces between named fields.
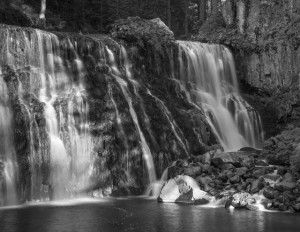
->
xmin=0 ymin=198 xmax=300 ymax=232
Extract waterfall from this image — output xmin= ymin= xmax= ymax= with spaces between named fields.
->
xmin=0 ymin=27 xmax=93 ymax=203
xmin=106 ymin=46 xmax=157 ymax=184
xmin=0 ymin=25 xmax=264 ymax=204
xmin=174 ymin=41 xmax=264 ymax=151
xmin=0 ymin=72 xmax=18 ymax=205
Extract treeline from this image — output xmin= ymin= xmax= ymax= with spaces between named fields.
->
xmin=4 ymin=0 xmax=222 ymax=35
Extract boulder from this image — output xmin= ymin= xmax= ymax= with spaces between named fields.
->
xmin=211 ymin=151 xmax=256 ymax=168
xmin=263 ymin=174 xmax=280 ymax=187
xmin=229 ymin=175 xmax=241 ymax=184
xmin=196 ymin=176 xmax=213 ymax=192
xmin=202 ymin=150 xmax=214 ymax=165
xmin=266 ymin=150 xmax=291 ymax=166
xmin=290 ymin=144 xmax=300 ymax=171
xmin=228 ymin=192 xmax=256 ymax=208
xmin=263 ymin=187 xmax=280 ymax=199
xmin=277 ymin=167 xmax=288 ymax=176
xmin=274 ymin=182 xmax=297 ymax=192
xmin=292 ymin=203 xmax=300 ymax=212
xmin=158 ymin=175 xmax=209 ymax=204
xmin=255 ymin=160 xmax=269 ymax=166
xmin=282 ymin=173 xmax=295 ymax=183
xmin=235 ymin=167 xmax=248 ymax=177
xmin=211 ymin=150 xmax=235 ymax=167
xmin=278 ymin=203 xmax=288 ymax=211
xmin=167 ymin=165 xmax=184 ymax=179
xmin=222 ymin=163 xmax=235 ymax=171
xmin=261 ymin=199 xmax=273 ymax=209
xmin=250 ymin=179 xmax=264 ymax=194
xmin=184 ymin=166 xmax=202 ymax=178
xmin=150 ymin=18 xmax=174 ymax=37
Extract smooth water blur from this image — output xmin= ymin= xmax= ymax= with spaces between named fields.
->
xmin=175 ymin=42 xmax=264 ymax=151
xmin=0 ymin=198 xmax=299 ymax=232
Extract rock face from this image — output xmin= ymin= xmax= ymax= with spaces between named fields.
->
xmin=157 ymin=175 xmax=209 ymax=204
xmin=194 ymin=0 xmax=300 ymax=138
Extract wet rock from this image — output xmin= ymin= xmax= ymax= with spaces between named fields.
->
xmin=255 ymin=160 xmax=269 ymax=166
xmin=228 ymin=192 xmax=256 ymax=208
xmin=277 ymin=167 xmax=288 ymax=176
xmin=250 ymin=179 xmax=264 ymax=194
xmin=252 ymin=166 xmax=275 ymax=178
xmin=235 ymin=167 xmax=248 ymax=177
xmin=263 ymin=174 xmax=280 ymax=187
xmin=222 ymin=163 xmax=235 ymax=171
xmin=274 ymin=182 xmax=297 ymax=192
xmin=266 ymin=151 xmax=291 ymax=166
xmin=246 ymin=204 xmax=260 ymax=211
xmin=279 ymin=203 xmax=288 ymax=211
xmin=158 ymin=175 xmax=209 ymax=204
xmin=292 ymin=203 xmax=300 ymax=212
xmin=211 ymin=150 xmax=234 ymax=167
xmin=261 ymin=199 xmax=273 ymax=209
xmin=290 ymin=144 xmax=300 ymax=171
xmin=194 ymin=198 xmax=210 ymax=205
xmin=219 ymin=174 xmax=229 ymax=182
xmin=196 ymin=176 xmax=213 ymax=192
xmin=184 ymin=166 xmax=202 ymax=178
xmin=202 ymin=150 xmax=214 ymax=165
xmin=263 ymin=187 xmax=280 ymax=199
xmin=283 ymin=173 xmax=295 ymax=183
xmin=229 ymin=175 xmax=241 ymax=184
xmin=168 ymin=165 xmax=184 ymax=179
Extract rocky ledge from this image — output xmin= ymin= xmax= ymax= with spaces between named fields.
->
xmin=158 ymin=147 xmax=300 ymax=213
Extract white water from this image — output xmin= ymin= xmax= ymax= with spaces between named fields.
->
xmin=0 ymin=69 xmax=18 ymax=205
xmin=175 ymin=42 xmax=264 ymax=151
xmin=106 ymin=47 xmax=157 ymax=184
xmin=0 ymin=28 xmax=93 ymax=202
xmin=35 ymin=32 xmax=93 ymax=199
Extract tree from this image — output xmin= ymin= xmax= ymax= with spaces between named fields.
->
xmin=211 ymin=0 xmax=220 ymax=16
xmin=184 ymin=0 xmax=189 ymax=35
xmin=167 ymin=0 xmax=171 ymax=27
xmin=39 ymin=0 xmax=46 ymax=19
xmin=198 ymin=0 xmax=207 ymax=23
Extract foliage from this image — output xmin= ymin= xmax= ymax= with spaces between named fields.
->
xmin=0 ymin=0 xmax=215 ymax=36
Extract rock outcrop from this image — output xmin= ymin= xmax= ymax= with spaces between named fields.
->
xmin=194 ymin=0 xmax=300 ymax=138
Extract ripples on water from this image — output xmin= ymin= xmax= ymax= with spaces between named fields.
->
xmin=0 ymin=198 xmax=299 ymax=232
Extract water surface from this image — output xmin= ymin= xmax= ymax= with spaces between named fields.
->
xmin=0 ymin=198 xmax=299 ymax=232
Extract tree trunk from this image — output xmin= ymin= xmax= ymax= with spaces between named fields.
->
xmin=198 ymin=0 xmax=207 ymax=23
xmin=211 ymin=0 xmax=220 ymax=16
xmin=184 ymin=0 xmax=189 ymax=35
xmin=5 ymin=0 xmax=10 ymax=7
xmin=39 ymin=0 xmax=46 ymax=19
xmin=167 ymin=0 xmax=171 ymax=27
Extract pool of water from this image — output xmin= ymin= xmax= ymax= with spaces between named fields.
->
xmin=0 ymin=198 xmax=299 ymax=232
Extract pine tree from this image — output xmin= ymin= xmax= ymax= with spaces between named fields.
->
xmin=198 ymin=0 xmax=207 ymax=23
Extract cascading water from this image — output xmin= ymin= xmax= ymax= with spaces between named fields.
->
xmin=0 ymin=72 xmax=18 ymax=205
xmin=174 ymin=41 xmax=264 ymax=151
xmin=0 ymin=24 xmax=264 ymax=204
xmin=0 ymin=27 xmax=93 ymax=203
xmin=105 ymin=46 xmax=157 ymax=184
